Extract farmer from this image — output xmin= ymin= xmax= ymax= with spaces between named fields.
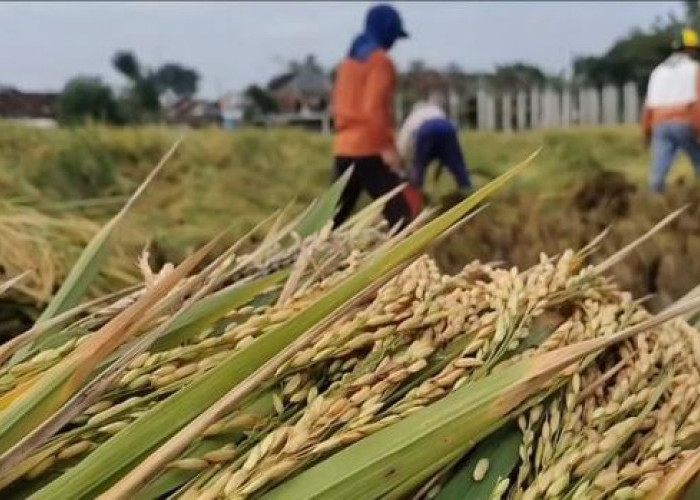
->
xmin=397 ymin=93 xmax=473 ymax=196
xmin=643 ymin=28 xmax=700 ymax=193
xmin=331 ymin=3 xmax=423 ymax=228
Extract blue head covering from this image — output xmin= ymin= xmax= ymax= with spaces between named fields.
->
xmin=348 ymin=4 xmax=408 ymax=61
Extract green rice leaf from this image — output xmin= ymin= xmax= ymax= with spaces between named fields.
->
xmin=152 ymin=270 xmax=289 ymax=351
xmin=436 ymin=424 xmax=521 ymax=500
xmin=12 ymin=139 xmax=181 ymax=365
xmin=33 ymin=152 xmax=538 ymax=499
xmin=35 ymin=218 xmax=112 ymax=323
xmin=0 ymin=231 xmax=217 ymax=473
xmin=134 ymin=392 xmax=276 ymax=500
xmin=294 ymin=166 xmax=352 ymax=238
xmin=0 ymin=369 xmax=74 ymax=457
xmin=36 ymin=139 xmax=179 ymax=324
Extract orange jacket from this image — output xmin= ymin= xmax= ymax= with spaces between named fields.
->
xmin=332 ymin=50 xmax=396 ymax=157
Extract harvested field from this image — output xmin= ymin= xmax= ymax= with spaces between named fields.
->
xmin=1 ymin=164 xmax=700 ymax=499
xmin=436 ymin=171 xmax=700 ymax=312
xmin=1 ymin=122 xmax=699 ymax=323
xmin=2 ymin=130 xmax=700 ymax=498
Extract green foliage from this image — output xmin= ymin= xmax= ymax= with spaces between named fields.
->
xmin=58 ymin=77 xmax=123 ymax=126
xmin=109 ymin=51 xmax=200 ymax=124
xmin=243 ymin=85 xmax=279 ymax=120
xmin=112 ymin=50 xmax=161 ymax=123
xmin=493 ymin=62 xmax=548 ymax=89
xmin=122 ymin=78 xmax=161 ymax=124
xmin=113 ymin=50 xmax=202 ymax=124
xmin=113 ymin=51 xmax=142 ymax=81
xmin=573 ymin=19 xmax=681 ymax=90
xmin=153 ymin=63 xmax=199 ymax=98
xmin=685 ymin=0 xmax=700 ymax=30
xmin=436 ymin=424 xmax=522 ymax=500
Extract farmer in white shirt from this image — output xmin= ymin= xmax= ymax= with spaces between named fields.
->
xmin=397 ymin=93 xmax=473 ymax=196
xmin=643 ymin=28 xmax=700 ymax=192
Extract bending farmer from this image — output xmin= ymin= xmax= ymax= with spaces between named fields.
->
xmin=644 ymin=28 xmax=700 ymax=192
xmin=397 ymin=95 xmax=473 ymax=194
xmin=331 ymin=4 xmax=423 ymax=228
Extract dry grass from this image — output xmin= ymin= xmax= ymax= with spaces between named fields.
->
xmin=0 ymin=201 xmax=139 ymax=305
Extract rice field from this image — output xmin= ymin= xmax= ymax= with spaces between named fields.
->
xmin=0 ymin=156 xmax=699 ymax=499
xmin=2 ymin=126 xmax=700 ymax=498
xmin=2 ymin=122 xmax=700 ymax=314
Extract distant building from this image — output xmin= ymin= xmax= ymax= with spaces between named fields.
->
xmin=159 ymin=89 xmax=180 ymax=110
xmin=255 ymin=55 xmax=333 ymax=133
xmin=267 ymin=55 xmax=332 ymax=114
xmin=163 ymin=97 xmax=221 ymax=128
xmin=0 ymin=87 xmax=58 ymax=128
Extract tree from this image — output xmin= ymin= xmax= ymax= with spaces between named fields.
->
xmin=112 ymin=51 xmax=142 ymax=81
xmin=112 ymin=50 xmax=161 ymax=123
xmin=685 ymin=0 xmax=700 ymax=28
xmin=243 ymin=85 xmax=278 ymax=121
xmin=408 ymin=59 xmax=427 ymax=74
xmin=493 ymin=62 xmax=548 ymax=88
xmin=153 ymin=63 xmax=199 ymax=98
xmin=132 ymin=78 xmax=161 ymax=114
xmin=572 ymin=16 xmax=682 ymax=91
xmin=57 ymin=77 xmax=123 ymax=126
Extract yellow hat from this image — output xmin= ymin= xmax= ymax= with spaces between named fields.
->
xmin=674 ymin=28 xmax=700 ymax=49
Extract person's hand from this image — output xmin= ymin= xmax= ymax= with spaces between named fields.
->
xmin=380 ymin=147 xmax=402 ymax=173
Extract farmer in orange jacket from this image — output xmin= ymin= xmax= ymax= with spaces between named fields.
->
xmin=643 ymin=28 xmax=700 ymax=192
xmin=332 ymin=4 xmax=423 ymax=228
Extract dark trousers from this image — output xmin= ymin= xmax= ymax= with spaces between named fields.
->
xmin=332 ymin=156 xmax=420 ymax=229
xmin=414 ymin=118 xmax=472 ymax=190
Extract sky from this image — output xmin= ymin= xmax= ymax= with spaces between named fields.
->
xmin=0 ymin=1 xmax=685 ymax=98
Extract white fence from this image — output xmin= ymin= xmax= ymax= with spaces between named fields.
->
xmin=397 ymin=81 xmax=641 ymax=131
